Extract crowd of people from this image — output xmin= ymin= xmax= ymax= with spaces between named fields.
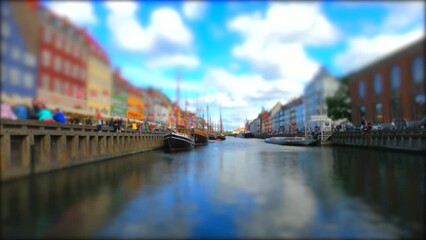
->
xmin=1 ymin=98 xmax=169 ymax=133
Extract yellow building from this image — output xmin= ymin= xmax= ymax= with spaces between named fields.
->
xmin=84 ymin=32 xmax=112 ymax=118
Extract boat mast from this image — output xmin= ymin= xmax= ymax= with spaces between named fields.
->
xmin=219 ymin=106 xmax=223 ymax=134
xmin=175 ymin=69 xmax=181 ymax=128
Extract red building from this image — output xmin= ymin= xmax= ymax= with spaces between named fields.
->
xmin=261 ymin=110 xmax=270 ymax=134
xmin=36 ymin=5 xmax=88 ymax=113
xmin=349 ymin=38 xmax=425 ymax=125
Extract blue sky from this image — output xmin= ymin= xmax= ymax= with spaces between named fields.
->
xmin=44 ymin=1 xmax=424 ymax=130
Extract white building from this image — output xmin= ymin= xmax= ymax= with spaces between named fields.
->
xmin=304 ymin=67 xmax=339 ymax=123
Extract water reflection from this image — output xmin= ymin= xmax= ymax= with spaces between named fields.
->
xmin=1 ymin=138 xmax=424 ymax=238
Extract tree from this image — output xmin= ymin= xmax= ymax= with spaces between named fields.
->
xmin=326 ymin=77 xmax=351 ymax=121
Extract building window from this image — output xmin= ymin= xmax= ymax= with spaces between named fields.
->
xmin=42 ymin=74 xmax=50 ymax=89
xmin=64 ymin=60 xmax=70 ymax=76
xmin=11 ymin=46 xmax=21 ymax=61
xmin=359 ymin=105 xmax=366 ymax=122
xmin=23 ymin=73 xmax=33 ymax=89
xmin=1 ymin=64 xmax=6 ymax=82
xmin=9 ymin=67 xmax=20 ymax=85
xmin=73 ymin=65 xmax=79 ymax=78
xmin=412 ymin=56 xmax=424 ymax=83
xmin=391 ymin=66 xmax=400 ymax=89
xmin=42 ymin=50 xmax=51 ymax=67
xmin=43 ymin=28 xmax=52 ymax=43
xmin=56 ymin=35 xmax=62 ymax=49
xmin=391 ymin=98 xmax=401 ymax=121
xmin=374 ymin=74 xmax=382 ymax=95
xmin=1 ymin=21 xmax=10 ymax=37
xmin=1 ymin=41 xmax=6 ymax=55
xmin=413 ymin=93 xmax=425 ymax=120
xmin=374 ymin=102 xmax=383 ymax=123
xmin=73 ymin=85 xmax=78 ymax=97
xmin=54 ymin=56 xmax=62 ymax=72
xmin=80 ymin=68 xmax=85 ymax=80
xmin=24 ymin=53 xmax=36 ymax=67
xmin=54 ymin=78 xmax=61 ymax=92
xmin=62 ymin=81 xmax=69 ymax=94
xmin=358 ymin=81 xmax=365 ymax=98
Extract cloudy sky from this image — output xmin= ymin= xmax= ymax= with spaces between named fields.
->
xmin=44 ymin=1 xmax=425 ymax=130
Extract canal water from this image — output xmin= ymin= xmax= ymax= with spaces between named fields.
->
xmin=1 ymin=137 xmax=424 ymax=238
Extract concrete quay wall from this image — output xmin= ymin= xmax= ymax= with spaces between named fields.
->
xmin=331 ymin=130 xmax=426 ymax=153
xmin=0 ymin=119 xmax=165 ymax=181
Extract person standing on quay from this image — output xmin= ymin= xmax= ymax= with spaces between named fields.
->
xmin=53 ymin=108 xmax=66 ymax=123
xmin=95 ymin=108 xmax=102 ymax=132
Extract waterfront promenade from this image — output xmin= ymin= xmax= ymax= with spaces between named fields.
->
xmin=0 ymin=119 xmax=165 ymax=181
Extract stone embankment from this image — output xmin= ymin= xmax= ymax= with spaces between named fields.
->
xmin=0 ymin=119 xmax=165 ymax=181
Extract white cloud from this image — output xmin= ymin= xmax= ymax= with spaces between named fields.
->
xmin=146 ymin=54 xmax=199 ymax=69
xmin=46 ymin=2 xmax=97 ymax=26
xmin=382 ymin=2 xmax=425 ymax=33
xmin=228 ymin=3 xmax=339 ymax=82
xmin=334 ymin=28 xmax=424 ymax=73
xmin=199 ymin=68 xmax=303 ymax=123
xmin=105 ymin=2 xmax=198 ymax=69
xmin=182 ymin=1 xmax=207 ymax=20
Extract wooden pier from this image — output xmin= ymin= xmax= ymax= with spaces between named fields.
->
xmin=0 ymin=119 xmax=165 ymax=181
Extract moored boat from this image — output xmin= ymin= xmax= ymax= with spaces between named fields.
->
xmin=163 ymin=129 xmax=195 ymax=152
xmin=208 ymin=133 xmax=216 ymax=140
xmin=265 ymin=137 xmax=317 ymax=146
xmin=215 ymin=133 xmax=226 ymax=141
xmin=194 ymin=129 xmax=209 ymax=146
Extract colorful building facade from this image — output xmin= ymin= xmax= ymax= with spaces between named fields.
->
xmin=1 ymin=1 xmax=39 ymax=104
xmin=127 ymin=86 xmax=144 ymax=121
xmin=111 ymin=69 xmax=128 ymax=119
xmin=36 ymin=6 xmax=87 ymax=113
xmin=85 ymin=32 xmax=112 ymax=117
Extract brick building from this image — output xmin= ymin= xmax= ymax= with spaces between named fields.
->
xmin=349 ymin=38 xmax=425 ymax=125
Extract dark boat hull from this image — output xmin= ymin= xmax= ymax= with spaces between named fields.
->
xmin=243 ymin=133 xmax=255 ymax=138
xmin=194 ymin=130 xmax=209 ymax=146
xmin=265 ymin=137 xmax=318 ymax=146
xmin=216 ymin=135 xmax=226 ymax=141
xmin=208 ymin=134 xmax=216 ymax=140
xmin=163 ymin=133 xmax=195 ymax=152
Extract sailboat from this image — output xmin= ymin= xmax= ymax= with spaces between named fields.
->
xmin=194 ymin=105 xmax=209 ymax=146
xmin=163 ymin=70 xmax=195 ymax=153
xmin=215 ymin=106 xmax=226 ymax=141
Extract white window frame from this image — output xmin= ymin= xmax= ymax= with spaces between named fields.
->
xmin=2 ymin=20 xmax=10 ymax=37
xmin=63 ymin=81 xmax=69 ymax=94
xmin=42 ymin=50 xmax=50 ymax=67
xmin=56 ymin=35 xmax=62 ymax=49
xmin=44 ymin=28 xmax=52 ymax=43
xmin=42 ymin=74 xmax=50 ymax=89
xmin=11 ymin=46 xmax=21 ymax=61
xmin=24 ymin=53 xmax=36 ymax=67
xmin=73 ymin=65 xmax=79 ymax=78
xmin=64 ymin=60 xmax=70 ymax=76
xmin=55 ymin=56 xmax=62 ymax=72
xmin=23 ymin=72 xmax=33 ymax=89
xmin=54 ymin=78 xmax=61 ymax=92
xmin=1 ymin=63 xmax=6 ymax=82
xmin=10 ymin=67 xmax=20 ymax=85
